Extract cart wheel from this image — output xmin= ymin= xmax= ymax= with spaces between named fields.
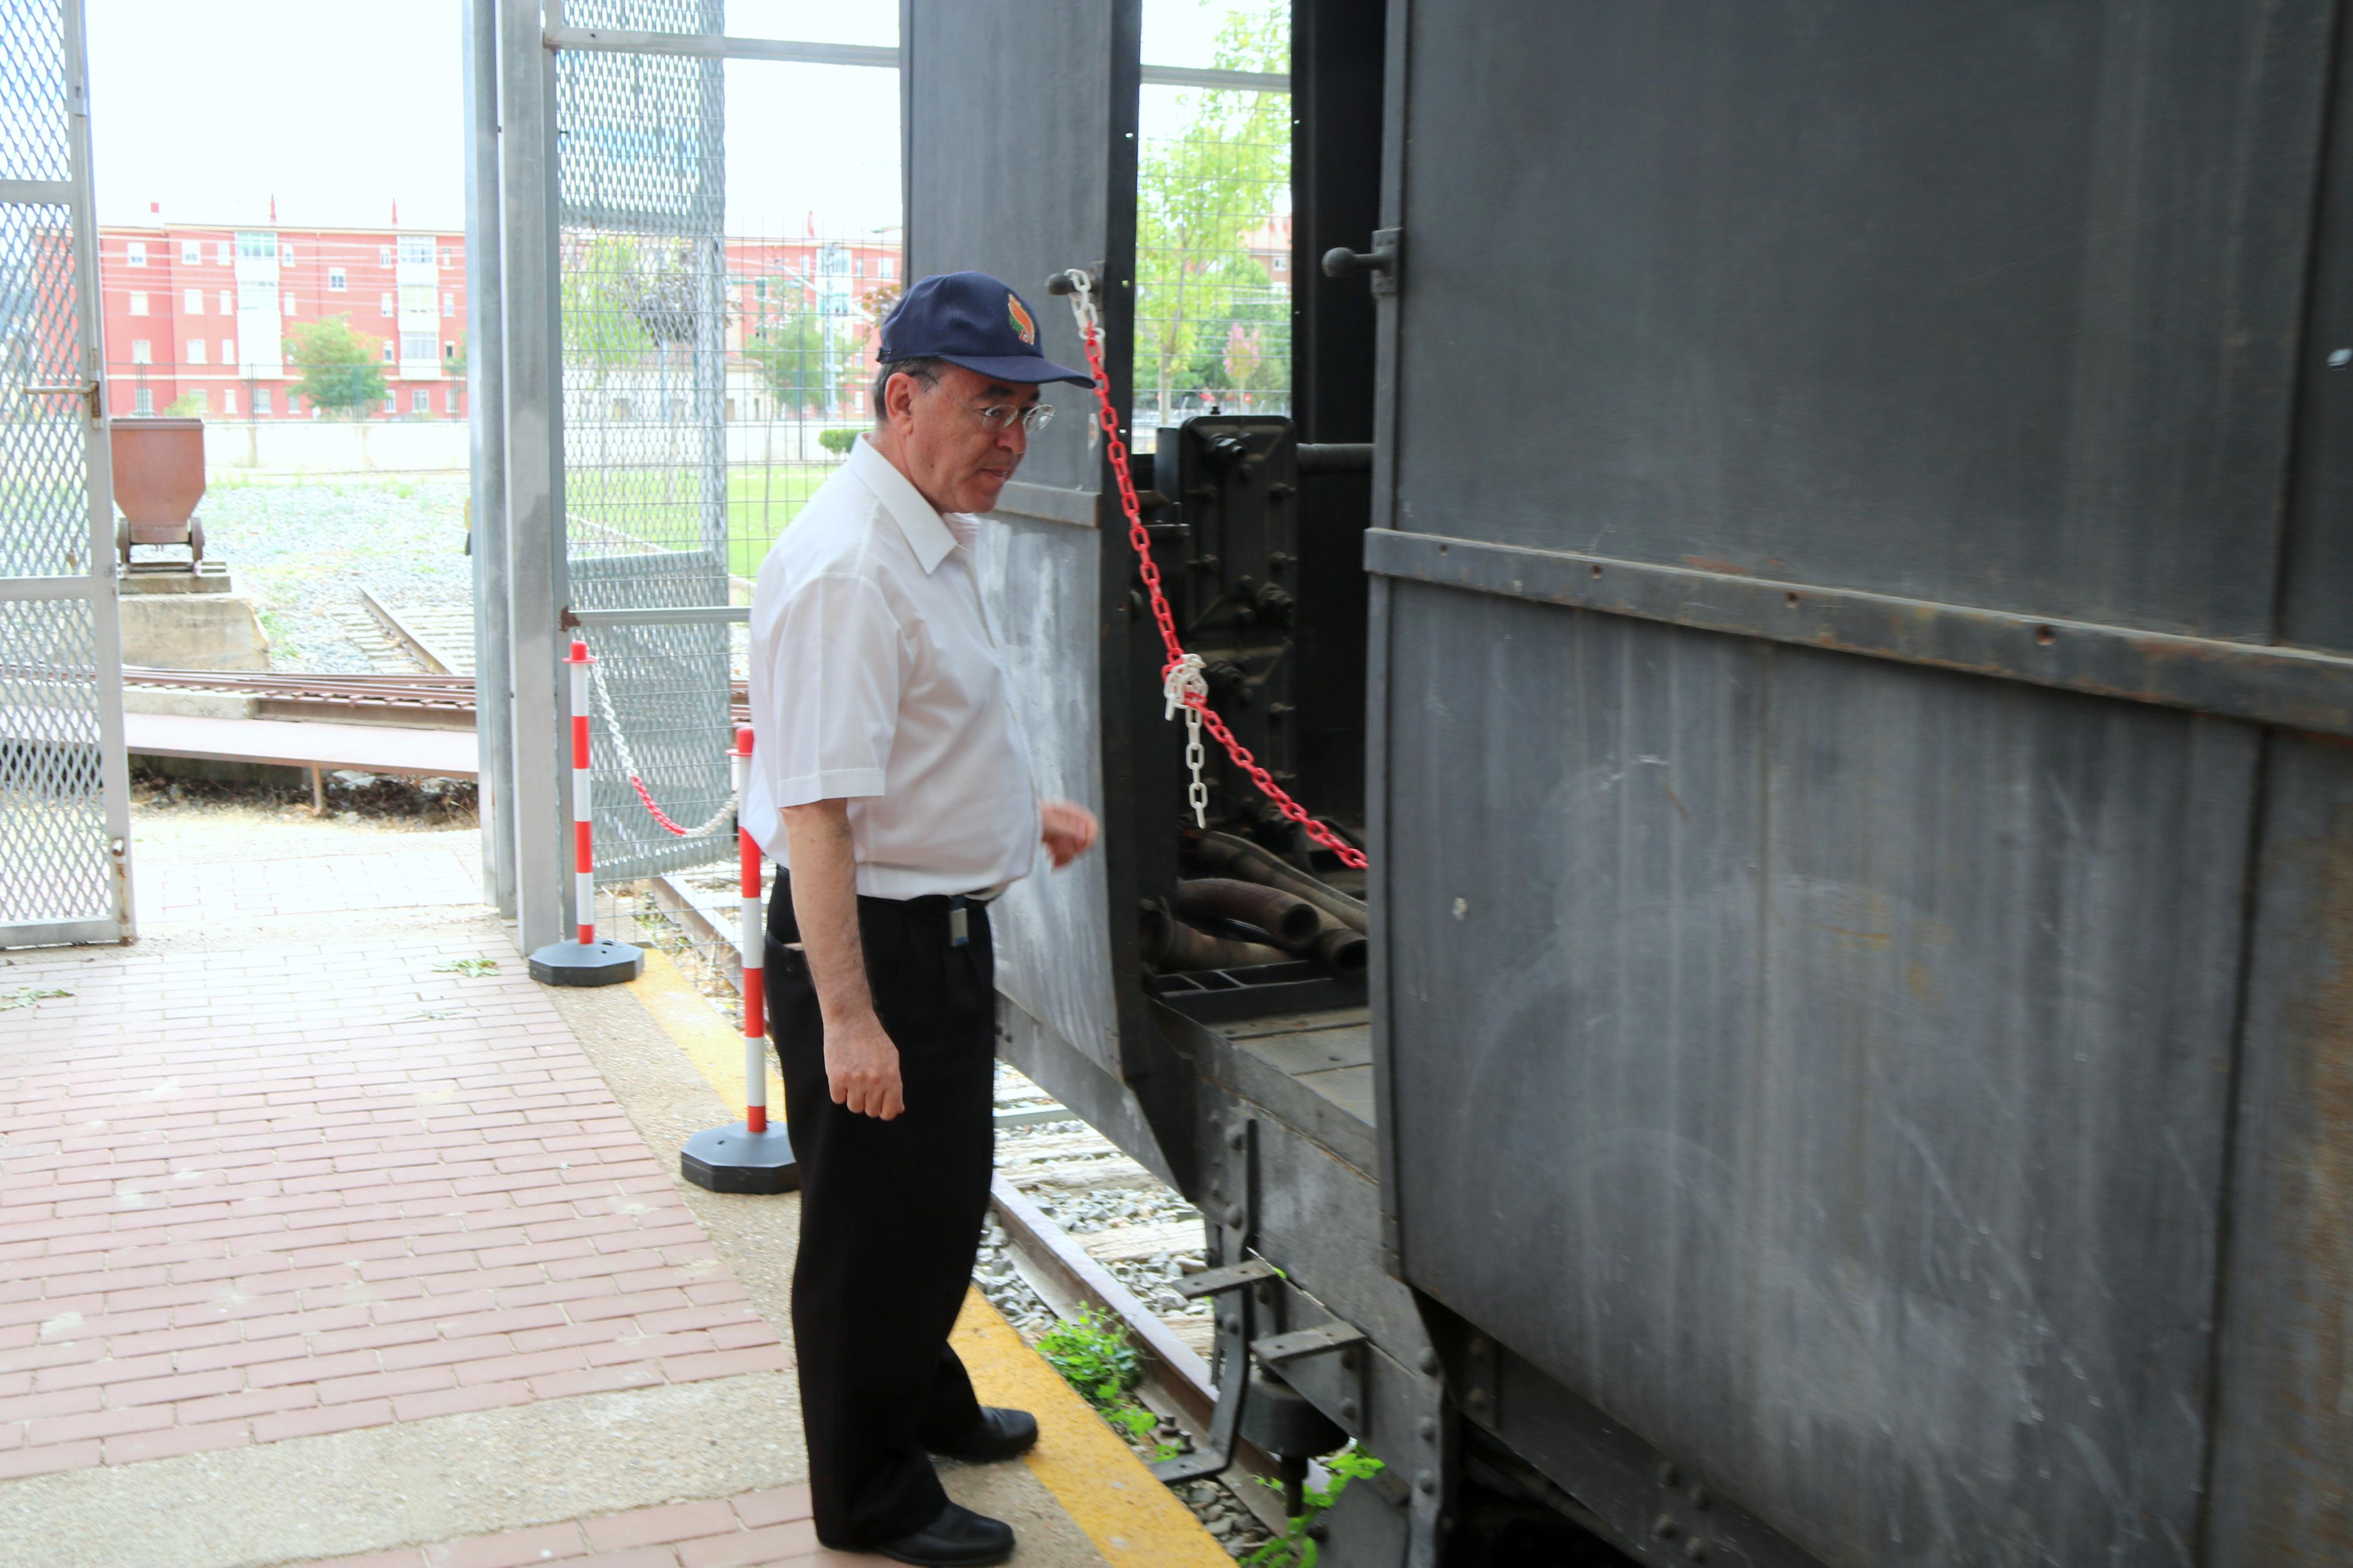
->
xmin=189 ymin=515 xmax=204 ymax=567
xmin=115 ymin=517 xmax=129 ymax=567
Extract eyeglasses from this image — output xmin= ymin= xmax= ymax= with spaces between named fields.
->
xmin=897 ymin=368 xmax=1055 ymax=434
xmin=948 ymin=394 xmax=1055 ymax=435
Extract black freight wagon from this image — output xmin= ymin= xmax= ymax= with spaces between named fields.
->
xmin=903 ymin=2 xmax=2353 ymax=1563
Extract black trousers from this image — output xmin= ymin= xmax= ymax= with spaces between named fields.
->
xmin=767 ymin=873 xmax=996 ymax=1549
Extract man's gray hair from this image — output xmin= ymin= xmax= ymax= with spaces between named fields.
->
xmin=872 ymin=357 xmax=941 ymax=425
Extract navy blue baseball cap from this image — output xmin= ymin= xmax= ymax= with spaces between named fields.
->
xmin=877 ymin=271 xmax=1094 ymax=386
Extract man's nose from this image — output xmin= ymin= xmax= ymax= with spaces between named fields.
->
xmin=999 ymin=418 xmax=1028 ymax=457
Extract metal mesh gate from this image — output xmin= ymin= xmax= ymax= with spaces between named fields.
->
xmin=556 ymin=0 xmax=734 ymax=882
xmin=0 ymin=0 xmax=129 ymax=947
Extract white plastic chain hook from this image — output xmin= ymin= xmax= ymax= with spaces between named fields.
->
xmin=1059 ymin=268 xmax=1102 ymax=456
xmin=1162 ymin=653 xmax=1209 ymax=828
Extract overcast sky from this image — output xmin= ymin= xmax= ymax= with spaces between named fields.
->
xmin=85 ymin=1 xmax=1261 ymax=237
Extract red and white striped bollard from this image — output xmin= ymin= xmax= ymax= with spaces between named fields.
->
xmin=680 ymin=722 xmax=798 ymax=1192
xmin=527 ymin=637 xmax=644 ymax=986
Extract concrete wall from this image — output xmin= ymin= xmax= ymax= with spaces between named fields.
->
xmin=201 ymin=418 xmax=863 ymax=475
xmin=204 ymin=419 xmax=473 ymax=475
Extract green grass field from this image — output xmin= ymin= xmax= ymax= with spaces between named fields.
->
xmin=566 ymin=461 xmax=841 ymax=579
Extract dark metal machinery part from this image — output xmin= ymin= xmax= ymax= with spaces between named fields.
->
xmin=1362 ymin=3 xmax=2353 ymax=1567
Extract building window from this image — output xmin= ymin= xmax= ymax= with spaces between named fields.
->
xmin=411 ymin=389 xmax=430 ymax=414
xmin=445 ymin=388 xmax=457 ymax=414
xmin=381 ymin=343 xmax=394 ymax=362
xmin=441 ymin=292 xmax=453 ymax=317
xmin=187 ymin=389 xmax=207 ymax=411
xmin=398 ymin=284 xmax=434 ymax=315
xmin=282 ymin=293 xmax=296 ymax=315
xmin=253 ymin=388 xmax=271 ymax=415
xmin=439 ymin=248 xmax=453 ymax=267
xmin=379 ymin=293 xmax=394 ymax=317
xmin=328 ymin=268 xmax=346 ymax=291
xmin=221 ymin=339 xmax=234 ymax=365
xmin=221 ymin=389 xmax=235 ymax=414
xmin=279 ymin=244 xmax=293 ymax=262
xmin=186 ymin=339 xmax=206 ymax=365
xmin=126 ymin=241 xmax=146 ymax=266
xmin=237 ymin=232 xmax=274 ymax=260
xmin=180 ymin=240 xmax=200 ymax=265
xmin=753 ymin=278 xmax=768 ymax=301
xmin=127 ymin=291 xmax=148 ymax=316
xmin=853 ymin=257 xmax=863 ymax=278
xmin=399 ymin=236 xmax=434 ymax=266
xmin=384 ymin=393 xmax=398 ymax=414
xmin=129 ymin=339 xmax=150 ymax=364
xmin=877 ymin=257 xmax=896 ymax=279
xmin=218 ymin=289 xmax=232 ymax=314
xmin=216 ymin=240 xmax=231 ymax=264
xmin=184 ymin=289 xmax=203 ymax=315
xmin=133 ymin=386 xmax=153 ymax=414
xmin=377 ymin=246 xmax=392 ymax=266
xmin=401 ymin=331 xmax=436 ymax=362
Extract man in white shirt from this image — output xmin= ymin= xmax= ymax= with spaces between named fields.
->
xmin=744 ymin=271 xmax=1099 ymax=1567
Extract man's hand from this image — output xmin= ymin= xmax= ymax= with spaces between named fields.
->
xmin=1041 ymin=799 xmax=1100 ymax=869
xmin=825 ymin=1011 xmax=905 ymax=1120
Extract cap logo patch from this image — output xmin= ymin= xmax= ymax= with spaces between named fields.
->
xmin=1007 ymin=293 xmax=1037 ymax=347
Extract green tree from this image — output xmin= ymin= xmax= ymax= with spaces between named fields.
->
xmin=562 ymin=234 xmax=656 ymax=378
xmin=161 ymin=391 xmax=207 ymax=417
xmin=744 ymin=308 xmax=833 ymax=416
xmin=286 ymin=314 xmax=388 ymax=419
xmin=1134 ymin=0 xmax=1290 ymax=419
xmin=446 ymin=330 xmax=466 ymax=380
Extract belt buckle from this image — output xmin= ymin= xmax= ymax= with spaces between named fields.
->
xmin=949 ymin=894 xmax=969 ymax=948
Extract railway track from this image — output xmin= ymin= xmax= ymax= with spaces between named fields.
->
xmin=112 ymin=666 xmax=753 ymax=728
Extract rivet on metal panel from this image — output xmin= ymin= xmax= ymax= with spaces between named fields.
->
xmin=1226 ymin=1122 xmax=1247 ymax=1150
xmin=1340 ymin=1398 xmax=1360 ymax=1421
xmin=1418 ymin=1417 xmax=1439 ymax=1442
xmin=2036 ymin=624 xmax=2057 ymax=646
xmin=1465 ymin=1386 xmax=1488 ymax=1410
xmin=1225 ymin=1203 xmax=1245 ymax=1227
xmin=1416 ymin=1470 xmax=1437 ymax=1495
xmin=1652 ymin=1514 xmax=1680 ymax=1540
xmin=1683 ymin=1538 xmax=1709 ymax=1562
xmin=1657 ymin=1463 xmax=1681 ymax=1488
xmin=1691 ymin=1486 xmax=1712 ymax=1511
xmin=1417 ymin=1349 xmax=1440 ymax=1375
xmin=1784 ymin=592 xmax=1799 ymax=607
xmin=1590 ymin=563 xmax=1603 ymax=577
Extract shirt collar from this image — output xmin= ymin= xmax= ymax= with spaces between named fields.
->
xmin=848 ymin=434 xmax=963 ymax=574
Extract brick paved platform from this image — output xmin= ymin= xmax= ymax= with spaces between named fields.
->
xmin=295 ymin=1481 xmax=849 ymax=1567
xmin=0 ymin=925 xmax=786 ymax=1481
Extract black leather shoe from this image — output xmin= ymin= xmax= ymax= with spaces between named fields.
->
xmin=927 ymin=1405 xmax=1039 ymax=1463
xmin=875 ymin=1501 xmax=1016 ymax=1566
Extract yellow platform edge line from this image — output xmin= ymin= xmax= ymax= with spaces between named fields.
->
xmin=954 ymin=1288 xmax=1234 ymax=1568
xmin=630 ymin=944 xmax=787 ymax=1115
xmin=629 ymin=951 xmax=1226 ymax=1567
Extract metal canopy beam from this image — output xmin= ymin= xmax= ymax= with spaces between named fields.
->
xmin=1367 ymin=527 xmax=2353 ymax=738
xmin=541 ymin=26 xmax=897 ymax=67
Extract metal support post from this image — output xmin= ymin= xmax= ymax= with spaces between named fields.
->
xmin=464 ymin=0 xmax=517 ymax=918
xmin=498 ymin=0 xmax=567 ymax=951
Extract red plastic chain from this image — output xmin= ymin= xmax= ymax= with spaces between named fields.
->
xmin=627 ymin=774 xmax=697 ymax=837
xmin=1070 ymin=301 xmax=1368 ymax=872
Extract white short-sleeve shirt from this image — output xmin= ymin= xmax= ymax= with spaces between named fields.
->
xmin=743 ymin=435 xmax=1039 ymax=898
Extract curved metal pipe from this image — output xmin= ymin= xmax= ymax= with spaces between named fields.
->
xmin=1140 ymin=904 xmax=1290 ymax=972
xmin=1310 ymin=926 xmax=1368 ymax=975
xmin=1175 ymin=878 xmax=1322 ymax=945
xmin=1192 ymin=831 xmax=1368 ymax=933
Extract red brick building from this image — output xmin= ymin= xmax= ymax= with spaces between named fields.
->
xmin=97 ymin=216 xmax=469 ymax=421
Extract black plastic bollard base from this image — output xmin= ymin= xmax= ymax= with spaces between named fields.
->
xmin=682 ymin=1125 xmax=800 ymax=1194
xmin=527 ymin=938 xmax=644 ymax=987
